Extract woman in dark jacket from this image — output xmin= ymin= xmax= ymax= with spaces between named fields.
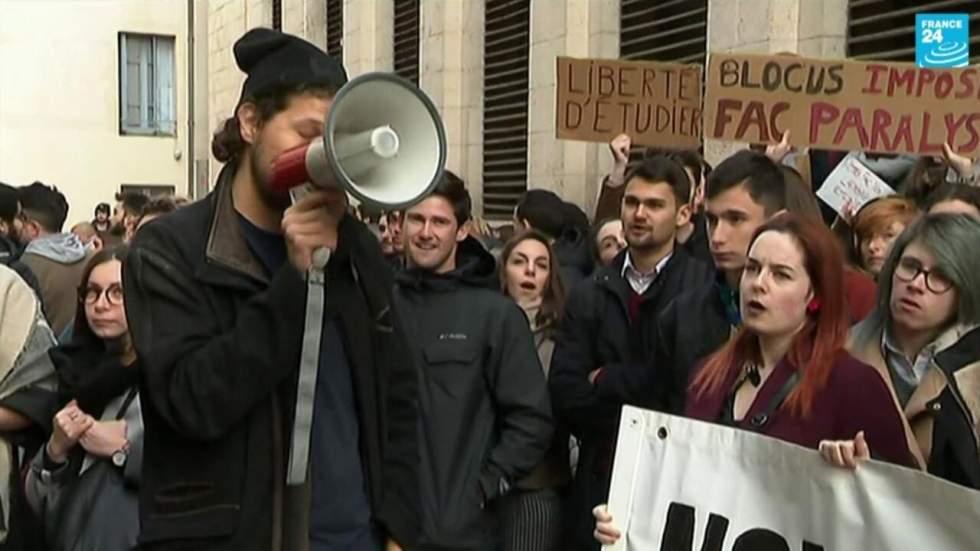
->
xmin=499 ymin=230 xmax=571 ymax=551
xmin=26 ymin=245 xmax=143 ymax=551
xmin=592 ymin=214 xmax=916 ymax=545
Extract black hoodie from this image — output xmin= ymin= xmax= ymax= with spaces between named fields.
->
xmin=393 ymin=237 xmax=554 ymax=550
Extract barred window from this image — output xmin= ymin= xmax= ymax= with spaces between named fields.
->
xmin=482 ymin=0 xmax=530 ymax=218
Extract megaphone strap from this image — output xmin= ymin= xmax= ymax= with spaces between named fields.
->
xmin=286 ymin=259 xmax=329 ymax=486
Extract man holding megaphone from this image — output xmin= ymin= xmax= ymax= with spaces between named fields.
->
xmin=123 ymin=29 xmax=423 ymax=551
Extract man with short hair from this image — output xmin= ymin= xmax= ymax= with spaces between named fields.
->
xmin=123 ymin=28 xmax=420 ymax=550
xmin=380 ymin=210 xmax=405 ymax=269
xmin=515 ymin=189 xmax=594 ymax=286
xmin=392 ymin=172 xmax=553 ymax=550
xmin=595 ymin=134 xmax=713 ymax=265
xmin=549 ymin=155 xmax=712 ymax=550
xmin=113 ymin=191 xmax=150 ymax=242
xmin=655 ymin=150 xmax=789 ymax=413
xmin=18 ymin=182 xmax=90 ymax=336
xmin=135 ymin=195 xmax=178 ymax=231
xmin=0 ymin=182 xmax=42 ymax=303
xmin=92 ymin=202 xmax=111 ymax=233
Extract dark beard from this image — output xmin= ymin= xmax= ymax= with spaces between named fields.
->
xmin=250 ymin=146 xmax=292 ymax=211
xmin=625 ymin=232 xmax=661 ymax=252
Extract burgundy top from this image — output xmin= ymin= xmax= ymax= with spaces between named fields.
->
xmin=843 ymin=267 xmax=877 ymax=323
xmin=686 ymin=351 xmax=917 ymax=468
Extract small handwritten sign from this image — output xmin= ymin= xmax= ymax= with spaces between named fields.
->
xmin=816 ymin=153 xmax=894 ymax=220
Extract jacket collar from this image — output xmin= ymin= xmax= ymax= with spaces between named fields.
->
xmin=620 ymin=250 xmax=671 ymax=280
xmin=199 ymin=163 xmax=270 ymax=288
xmin=396 ymin=236 xmax=496 ymax=292
xmin=595 ymin=246 xmax=684 ymax=319
xmin=848 ymin=325 xmax=930 ymax=470
xmin=881 ymin=322 xmax=978 ymax=376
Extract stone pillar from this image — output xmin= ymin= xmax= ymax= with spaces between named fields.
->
xmin=192 ymin=0 xmax=211 ymax=197
xmin=419 ymin=0 xmax=485 ymax=214
xmin=344 ymin=0 xmax=394 ymax=76
xmin=703 ymin=0 xmax=848 ymax=165
xmin=527 ymin=0 xmax=618 ymax=217
xmin=246 ymin=0 xmax=274 ymax=28
xmin=281 ymin=0 xmax=327 ymax=48
xmin=208 ymin=0 xmax=263 ymax=180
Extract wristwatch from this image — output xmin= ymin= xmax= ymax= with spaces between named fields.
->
xmin=111 ymin=442 xmax=131 ymax=468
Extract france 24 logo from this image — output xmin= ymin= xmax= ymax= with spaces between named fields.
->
xmin=916 ymin=13 xmax=970 ymax=68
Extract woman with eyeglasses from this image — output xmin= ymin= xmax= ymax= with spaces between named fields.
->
xmin=25 ymin=245 xmax=142 ymax=550
xmin=824 ymin=214 xmax=980 ymax=489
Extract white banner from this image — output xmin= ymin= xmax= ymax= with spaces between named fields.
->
xmin=606 ymin=406 xmax=980 ymax=551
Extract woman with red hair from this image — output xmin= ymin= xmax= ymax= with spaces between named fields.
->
xmin=593 ymin=213 xmax=915 ymax=546
xmin=682 ymin=213 xmax=915 ymax=455
xmin=852 ymin=196 xmax=920 ymax=278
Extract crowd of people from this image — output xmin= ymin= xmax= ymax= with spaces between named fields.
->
xmin=0 ymin=27 xmax=979 ymax=551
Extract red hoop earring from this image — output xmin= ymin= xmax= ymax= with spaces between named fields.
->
xmin=807 ymin=298 xmax=821 ymax=314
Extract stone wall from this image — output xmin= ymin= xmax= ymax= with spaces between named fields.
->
xmin=202 ymin=0 xmax=853 ymax=213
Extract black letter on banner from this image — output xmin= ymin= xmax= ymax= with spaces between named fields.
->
xmin=732 ymin=528 xmax=789 ymax=551
xmin=659 ymin=502 xmax=728 ymax=551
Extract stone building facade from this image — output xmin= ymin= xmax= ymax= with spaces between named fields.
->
xmin=202 ymin=0 xmax=959 ymax=218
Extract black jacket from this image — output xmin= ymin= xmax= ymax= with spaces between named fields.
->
xmin=654 ymin=274 xmax=734 ymax=414
xmin=553 ymin=226 xmax=593 ymax=288
xmin=683 ymin=212 xmax=713 ymax=268
xmin=549 ymin=247 xmax=711 ymax=550
xmin=392 ymin=237 xmax=554 ymax=550
xmin=0 ymin=235 xmax=43 ymax=311
xmin=925 ymin=327 xmax=980 ymax=489
xmin=123 ymin=168 xmax=420 ymax=550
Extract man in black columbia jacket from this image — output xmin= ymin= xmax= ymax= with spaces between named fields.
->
xmin=549 ymin=156 xmax=712 ymax=550
xmin=123 ymin=29 xmax=419 ymax=550
xmin=392 ymin=172 xmax=553 ymax=550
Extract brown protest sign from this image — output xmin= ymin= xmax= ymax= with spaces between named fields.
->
xmin=556 ymin=56 xmax=702 ymax=148
xmin=703 ymin=52 xmax=980 ymax=156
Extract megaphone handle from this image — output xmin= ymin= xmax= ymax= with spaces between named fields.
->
xmin=289 ymin=182 xmax=316 ymax=204
xmin=286 ymin=182 xmax=332 ymax=485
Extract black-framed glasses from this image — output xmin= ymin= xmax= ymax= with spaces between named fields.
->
xmin=79 ymin=283 xmax=124 ymax=306
xmin=894 ymin=257 xmax=953 ymax=294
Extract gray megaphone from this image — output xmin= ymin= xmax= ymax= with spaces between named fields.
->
xmin=270 ymin=72 xmax=447 ymax=209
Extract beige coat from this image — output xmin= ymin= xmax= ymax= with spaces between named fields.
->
xmin=848 ymin=321 xmax=980 ymax=484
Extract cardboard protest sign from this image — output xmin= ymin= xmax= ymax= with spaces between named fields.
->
xmin=605 ymin=407 xmax=980 ymax=551
xmin=816 ymin=153 xmax=895 ymax=220
xmin=703 ymin=52 xmax=980 ymax=156
xmin=556 ymin=56 xmax=702 ymax=148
